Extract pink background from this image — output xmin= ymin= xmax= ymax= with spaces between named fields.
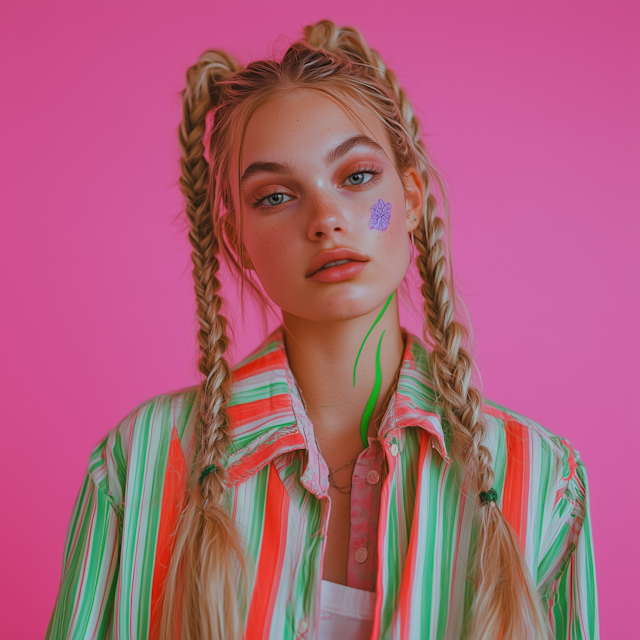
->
xmin=1 ymin=1 xmax=638 ymax=637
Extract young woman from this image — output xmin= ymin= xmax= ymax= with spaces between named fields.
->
xmin=46 ymin=20 xmax=598 ymax=640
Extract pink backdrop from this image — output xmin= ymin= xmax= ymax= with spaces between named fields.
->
xmin=1 ymin=1 xmax=638 ymax=637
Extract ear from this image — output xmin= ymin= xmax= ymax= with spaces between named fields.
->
xmin=402 ymin=166 xmax=424 ymax=233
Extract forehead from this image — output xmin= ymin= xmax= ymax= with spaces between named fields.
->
xmin=238 ymin=88 xmax=393 ymax=171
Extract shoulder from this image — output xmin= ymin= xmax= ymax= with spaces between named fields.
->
xmin=109 ymin=385 xmax=200 ymax=462
xmin=229 ymin=333 xmax=289 ymax=388
xmin=403 ymin=332 xmax=589 ymax=490
xmin=86 ymin=386 xmax=201 ymax=506
xmin=482 ymin=397 xmax=587 ymax=486
xmin=116 ymin=385 xmax=200 ymax=450
xmin=482 ymin=399 xmax=596 ymax=604
xmin=481 ymin=398 xmax=591 ymax=553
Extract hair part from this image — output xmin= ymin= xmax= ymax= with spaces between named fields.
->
xmin=162 ymin=20 xmax=550 ymax=640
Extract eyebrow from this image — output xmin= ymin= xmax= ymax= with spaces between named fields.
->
xmin=240 ymin=161 xmax=296 ymax=187
xmin=323 ymin=134 xmax=386 ymax=165
xmin=240 ymin=135 xmax=386 ymax=187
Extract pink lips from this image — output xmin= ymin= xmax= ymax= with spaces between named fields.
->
xmin=306 ymin=248 xmax=369 ymax=283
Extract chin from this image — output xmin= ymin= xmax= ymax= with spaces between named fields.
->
xmin=281 ymin=283 xmax=396 ymax=323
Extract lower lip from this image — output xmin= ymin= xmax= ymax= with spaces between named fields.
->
xmin=308 ymin=261 xmax=368 ymax=283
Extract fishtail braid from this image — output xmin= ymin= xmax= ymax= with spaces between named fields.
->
xmin=412 ymin=194 xmax=489 ymax=477
xmin=179 ymin=50 xmax=239 ymax=497
xmin=160 ymin=50 xmax=248 ymax=640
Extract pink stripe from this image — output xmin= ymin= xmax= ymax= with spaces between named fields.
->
xmin=127 ymin=408 xmax=140 ymax=459
xmin=448 ymin=476 xmax=469 ymax=623
xmin=396 ymin=430 xmax=429 ymax=640
xmin=118 ymin=404 xmax=139 ymax=631
xmin=554 ymin=438 xmax=578 ymax=505
xmin=371 ymin=441 xmax=399 ymax=639
xmin=130 ymin=409 xmax=151 ymax=638
xmin=568 ymin=558 xmax=575 ymax=639
xmin=90 ymin=543 xmax=119 ymax=640
xmin=64 ymin=486 xmax=91 ymax=575
xmin=68 ymin=489 xmax=98 ymax=633
xmin=226 ymin=430 xmax=305 ymax=485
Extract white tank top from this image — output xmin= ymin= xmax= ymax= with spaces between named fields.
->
xmin=317 ymin=579 xmax=376 ymax=640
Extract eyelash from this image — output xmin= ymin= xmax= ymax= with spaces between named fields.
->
xmin=250 ymin=165 xmax=383 ymax=210
xmin=346 ymin=165 xmax=383 ymax=187
xmin=251 ymin=189 xmax=287 ymax=209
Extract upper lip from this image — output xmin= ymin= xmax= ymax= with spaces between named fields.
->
xmin=305 ymin=247 xmax=369 ymax=277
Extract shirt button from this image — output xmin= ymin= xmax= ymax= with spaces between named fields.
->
xmin=297 ymin=618 xmax=308 ymax=634
xmin=355 ymin=547 xmax=368 ymax=563
xmin=390 ymin=443 xmax=399 ymax=457
xmin=366 ymin=470 xmax=380 ymax=484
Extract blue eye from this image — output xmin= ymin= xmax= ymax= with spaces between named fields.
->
xmin=347 ymin=172 xmax=368 ymax=185
xmin=345 ymin=166 xmax=382 ymax=187
xmin=254 ymin=192 xmax=292 ymax=208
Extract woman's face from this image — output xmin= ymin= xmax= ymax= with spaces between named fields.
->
xmin=232 ymin=89 xmax=423 ymax=323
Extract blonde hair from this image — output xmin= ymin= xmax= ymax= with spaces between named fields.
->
xmin=161 ymin=20 xmax=550 ymax=640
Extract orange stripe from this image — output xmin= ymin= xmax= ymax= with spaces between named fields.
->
xmin=227 ymin=394 xmax=293 ymax=429
xmin=502 ymin=419 xmax=530 ymax=549
xmin=149 ymin=427 xmax=187 ymax=640
xmin=226 ymin=430 xmax=305 ymax=485
xmin=244 ymin=462 xmax=289 ymax=640
xmin=233 ymin=349 xmax=287 ymax=382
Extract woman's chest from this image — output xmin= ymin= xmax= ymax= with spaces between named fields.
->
xmin=321 ymin=441 xmax=386 ymax=590
xmin=221 ymin=429 xmax=480 ymax=639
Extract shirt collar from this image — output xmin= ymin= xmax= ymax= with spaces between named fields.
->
xmin=222 ymin=328 xmax=450 ymax=489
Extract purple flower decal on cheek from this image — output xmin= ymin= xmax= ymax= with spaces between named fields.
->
xmin=368 ymin=198 xmax=392 ymax=232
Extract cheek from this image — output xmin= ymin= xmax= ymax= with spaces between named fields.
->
xmin=365 ymin=190 xmax=407 ymax=241
xmin=243 ymin=217 xmax=298 ymax=280
xmin=367 ymin=197 xmax=394 ymax=233
xmin=369 ymin=194 xmax=411 ymax=266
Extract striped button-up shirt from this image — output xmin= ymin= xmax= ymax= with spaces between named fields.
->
xmin=46 ymin=330 xmax=599 ymax=639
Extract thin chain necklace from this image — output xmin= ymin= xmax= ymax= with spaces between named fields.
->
xmin=315 ymin=435 xmax=360 ymax=494
xmin=302 ymin=384 xmax=363 ymax=494
xmin=327 ymin=455 xmax=360 ymax=493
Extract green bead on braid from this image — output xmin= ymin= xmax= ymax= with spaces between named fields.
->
xmin=199 ymin=464 xmax=218 ymax=485
xmin=479 ymin=488 xmax=499 ymax=504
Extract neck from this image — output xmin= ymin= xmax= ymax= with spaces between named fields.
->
xmin=282 ymin=293 xmax=405 ymax=464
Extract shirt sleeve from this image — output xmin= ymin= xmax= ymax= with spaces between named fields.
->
xmin=540 ymin=446 xmax=599 ymax=639
xmin=46 ymin=433 xmax=123 ymax=640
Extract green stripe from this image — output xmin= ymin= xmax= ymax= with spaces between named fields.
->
xmin=45 ymin=331 xmax=599 ymax=639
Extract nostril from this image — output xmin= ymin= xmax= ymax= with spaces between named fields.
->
xmin=315 ymin=231 xmax=323 ymax=238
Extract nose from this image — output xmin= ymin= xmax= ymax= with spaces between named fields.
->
xmin=306 ymin=194 xmax=349 ymax=241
